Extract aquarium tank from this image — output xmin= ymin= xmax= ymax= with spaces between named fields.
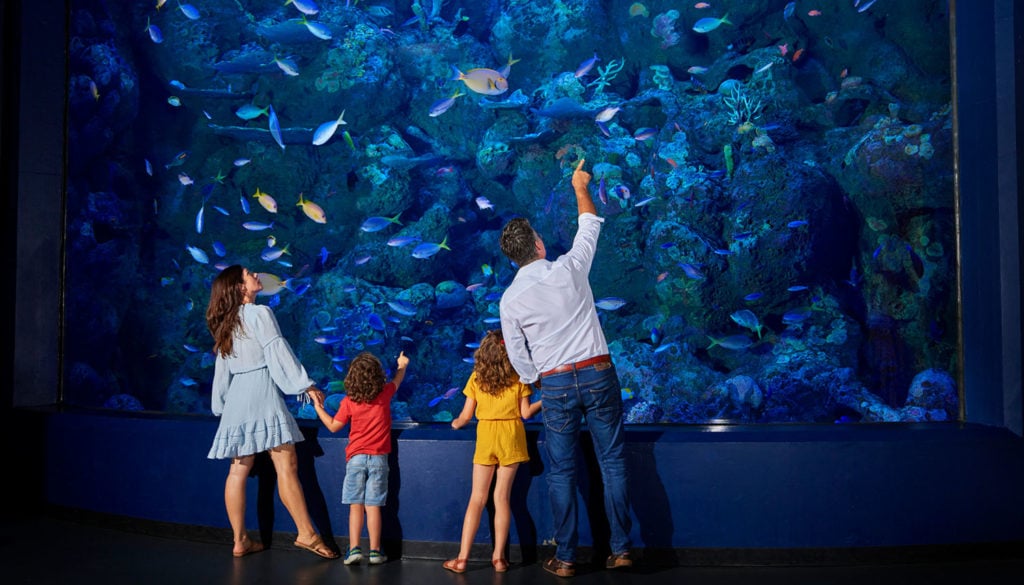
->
xmin=63 ymin=0 xmax=958 ymax=425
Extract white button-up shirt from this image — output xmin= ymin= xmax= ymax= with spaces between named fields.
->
xmin=500 ymin=213 xmax=609 ymax=384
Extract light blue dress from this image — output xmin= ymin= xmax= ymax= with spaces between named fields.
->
xmin=207 ymin=303 xmax=314 ymax=459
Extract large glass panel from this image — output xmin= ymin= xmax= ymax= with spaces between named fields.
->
xmin=64 ymin=0 xmax=958 ymax=424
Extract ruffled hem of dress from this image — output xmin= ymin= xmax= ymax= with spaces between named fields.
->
xmin=207 ymin=416 xmax=304 ymax=459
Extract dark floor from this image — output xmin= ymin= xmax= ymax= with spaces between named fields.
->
xmin=1 ymin=512 xmax=1023 ymax=585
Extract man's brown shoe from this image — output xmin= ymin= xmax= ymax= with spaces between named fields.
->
xmin=606 ymin=551 xmax=633 ymax=569
xmin=543 ymin=557 xmax=575 ymax=577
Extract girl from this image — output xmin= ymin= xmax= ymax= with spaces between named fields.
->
xmin=443 ymin=330 xmax=542 ymax=573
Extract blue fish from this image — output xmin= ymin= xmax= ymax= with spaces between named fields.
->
xmin=212 ymin=205 xmax=230 ymax=216
xmin=286 ymin=0 xmax=319 ymax=15
xmin=185 ymin=244 xmax=209 ymax=264
xmin=387 ymin=235 xmax=421 ymax=247
xmin=782 ymin=307 xmax=813 ymax=325
xmin=387 ymin=300 xmax=418 ymax=317
xmin=678 ymin=263 xmax=706 ymax=280
xmin=706 ymin=334 xmax=753 ymax=350
xmin=313 ymin=111 xmax=346 ymax=146
xmin=730 ymin=309 xmax=763 ymax=339
xmin=411 ymin=237 xmax=451 ymax=259
xmin=212 ymin=241 xmax=227 ymax=257
xmin=575 ymin=52 xmax=599 ymax=78
xmin=693 ymin=13 xmax=732 ymax=33
xmin=268 ymin=104 xmax=285 ymax=150
xmin=179 ymin=3 xmax=200 ymax=20
xmin=743 ymin=292 xmax=763 ymax=302
xmin=195 ymin=204 xmax=204 ymax=234
xmin=242 ymin=221 xmax=275 ymax=231
xmin=360 ymin=213 xmax=402 ymax=233
xmin=239 ymin=195 xmax=250 ymax=214
xmin=368 ymin=313 xmax=386 ymax=331
xmin=429 ymin=90 xmax=465 ymax=117
xmin=318 ymin=247 xmax=329 ymax=266
xmin=145 ymin=18 xmax=163 ymax=43
xmin=595 ymin=297 xmax=627 ymax=311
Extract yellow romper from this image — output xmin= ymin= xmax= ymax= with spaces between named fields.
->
xmin=463 ymin=372 xmax=532 ymax=466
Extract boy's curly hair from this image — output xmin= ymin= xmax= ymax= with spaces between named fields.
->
xmin=474 ymin=330 xmax=519 ymax=396
xmin=344 ymin=352 xmax=385 ymax=404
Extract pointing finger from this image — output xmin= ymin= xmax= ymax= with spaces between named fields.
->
xmin=576 ymin=158 xmax=585 ymax=172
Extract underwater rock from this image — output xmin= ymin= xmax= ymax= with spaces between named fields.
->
xmin=904 ymin=368 xmax=957 ymax=417
xmin=435 ymin=280 xmax=469 ymax=310
xmin=103 ymin=393 xmax=144 ymax=411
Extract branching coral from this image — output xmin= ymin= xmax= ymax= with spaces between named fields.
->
xmin=722 ymin=85 xmax=764 ymax=126
xmin=587 ymin=58 xmax=625 ymax=95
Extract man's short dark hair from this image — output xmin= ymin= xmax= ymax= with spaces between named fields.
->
xmin=500 ymin=217 xmax=538 ymax=267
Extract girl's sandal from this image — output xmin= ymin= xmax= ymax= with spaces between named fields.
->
xmin=443 ymin=558 xmax=468 ymax=573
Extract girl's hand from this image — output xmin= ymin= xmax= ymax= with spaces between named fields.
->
xmin=451 ymin=418 xmax=466 ymax=430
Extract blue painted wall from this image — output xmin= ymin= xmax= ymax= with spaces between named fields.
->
xmin=40 ymin=411 xmax=1024 ymax=549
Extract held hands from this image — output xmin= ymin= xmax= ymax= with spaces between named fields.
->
xmin=308 ymin=386 xmax=325 ymax=408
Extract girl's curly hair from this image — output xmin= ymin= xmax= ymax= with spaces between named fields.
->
xmin=344 ymin=352 xmax=386 ymax=403
xmin=473 ymin=330 xmax=519 ymax=396
xmin=206 ymin=265 xmax=246 ymax=358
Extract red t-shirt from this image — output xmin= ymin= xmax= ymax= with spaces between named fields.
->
xmin=333 ymin=382 xmax=396 ymax=461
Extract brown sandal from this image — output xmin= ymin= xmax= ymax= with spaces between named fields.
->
xmin=443 ymin=558 xmax=468 ymax=573
xmin=294 ymin=534 xmax=339 ymax=559
xmin=232 ymin=538 xmax=264 ymax=558
xmin=492 ymin=558 xmax=509 ymax=572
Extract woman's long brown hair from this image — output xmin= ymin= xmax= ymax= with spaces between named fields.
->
xmin=474 ymin=329 xmax=518 ymax=396
xmin=206 ymin=265 xmax=245 ymax=357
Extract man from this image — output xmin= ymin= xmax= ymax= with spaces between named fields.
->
xmin=499 ymin=159 xmax=632 ymax=577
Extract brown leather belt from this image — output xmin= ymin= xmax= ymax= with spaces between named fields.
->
xmin=541 ymin=354 xmax=611 ymax=377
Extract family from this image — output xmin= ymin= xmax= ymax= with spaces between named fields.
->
xmin=204 ymin=160 xmax=632 ymax=577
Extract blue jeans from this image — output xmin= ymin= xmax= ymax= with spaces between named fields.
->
xmin=540 ymin=361 xmax=631 ymax=563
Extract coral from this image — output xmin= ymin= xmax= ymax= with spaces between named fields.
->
xmin=648 ymin=65 xmax=673 ymax=91
xmin=650 ymin=10 xmax=680 ymax=49
xmin=722 ymin=85 xmax=764 ymax=126
xmin=587 ymin=58 xmax=625 ymax=95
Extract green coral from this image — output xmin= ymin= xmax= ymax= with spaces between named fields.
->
xmin=649 ymin=65 xmax=673 ymax=91
xmin=587 ymin=58 xmax=625 ymax=95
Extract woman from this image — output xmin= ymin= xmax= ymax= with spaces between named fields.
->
xmin=206 ymin=265 xmax=338 ymax=559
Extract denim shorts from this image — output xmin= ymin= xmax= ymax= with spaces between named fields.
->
xmin=342 ymin=454 xmax=389 ymax=506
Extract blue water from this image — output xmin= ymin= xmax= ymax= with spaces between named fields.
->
xmin=64 ymin=0 xmax=957 ymax=424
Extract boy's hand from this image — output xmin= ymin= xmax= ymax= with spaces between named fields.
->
xmin=396 ymin=350 xmax=410 ymax=369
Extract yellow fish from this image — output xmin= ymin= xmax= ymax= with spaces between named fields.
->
xmin=256 ymin=272 xmax=289 ymax=296
xmin=449 ymin=65 xmax=508 ymax=96
xmin=296 ymin=193 xmax=326 ymax=224
xmin=252 ymin=187 xmax=278 ymax=213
